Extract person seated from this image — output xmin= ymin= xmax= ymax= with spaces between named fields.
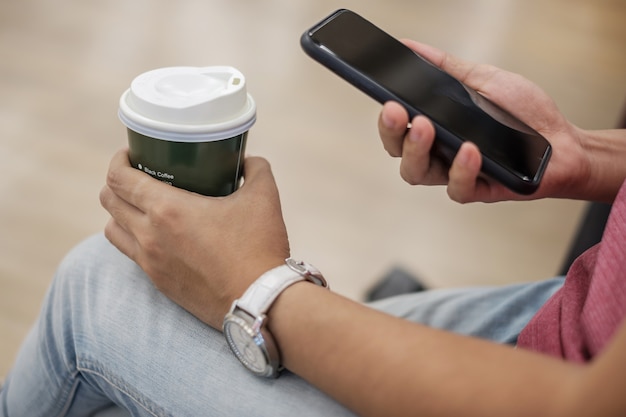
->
xmin=2 ymin=40 xmax=625 ymax=417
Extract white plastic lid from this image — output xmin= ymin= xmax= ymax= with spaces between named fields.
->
xmin=119 ymin=66 xmax=256 ymax=142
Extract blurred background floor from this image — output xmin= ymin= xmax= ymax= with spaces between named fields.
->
xmin=1 ymin=0 xmax=625 ymax=376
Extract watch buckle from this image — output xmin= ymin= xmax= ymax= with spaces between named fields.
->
xmin=285 ymin=258 xmax=328 ymax=288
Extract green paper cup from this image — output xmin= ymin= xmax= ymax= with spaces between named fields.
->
xmin=119 ymin=66 xmax=256 ymax=196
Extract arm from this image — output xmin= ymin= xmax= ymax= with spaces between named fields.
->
xmin=270 ymin=281 xmax=626 ymax=417
xmin=100 ymin=150 xmax=626 ymax=417
xmin=379 ymin=41 xmax=626 ymax=203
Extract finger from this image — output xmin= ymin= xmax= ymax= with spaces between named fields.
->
xmin=105 ymin=148 xmax=187 ymax=213
xmin=401 ymin=39 xmax=515 ymax=108
xmin=447 ymin=142 xmax=482 ymax=203
xmin=103 ymin=217 xmax=140 ymax=262
xmin=399 ymin=115 xmax=441 ymax=185
xmin=399 ymin=39 xmax=448 ymax=68
xmin=239 ymin=156 xmax=278 ymax=191
xmin=378 ymin=101 xmax=410 ymax=157
xmin=242 ymin=155 xmax=271 ymax=178
xmin=400 ymin=39 xmax=559 ymax=133
xmin=99 ymin=183 xmax=145 ymax=237
xmin=401 ymin=39 xmax=490 ymax=88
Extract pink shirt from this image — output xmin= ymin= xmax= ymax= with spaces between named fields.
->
xmin=517 ymin=179 xmax=626 ymax=362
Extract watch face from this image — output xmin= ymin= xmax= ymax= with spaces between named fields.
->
xmin=224 ymin=316 xmax=269 ymax=375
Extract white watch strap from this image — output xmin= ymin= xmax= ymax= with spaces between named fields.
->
xmin=236 ymin=264 xmax=305 ymax=317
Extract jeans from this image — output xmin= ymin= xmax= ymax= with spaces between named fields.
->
xmin=0 ymin=234 xmax=564 ymax=417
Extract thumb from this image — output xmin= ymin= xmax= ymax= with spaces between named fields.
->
xmin=241 ymin=156 xmax=279 ymax=191
xmin=447 ymin=142 xmax=482 ymax=203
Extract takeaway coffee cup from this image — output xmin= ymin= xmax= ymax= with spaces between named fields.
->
xmin=118 ymin=66 xmax=256 ymax=196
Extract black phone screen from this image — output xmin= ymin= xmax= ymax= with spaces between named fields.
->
xmin=304 ymin=10 xmax=551 ymax=191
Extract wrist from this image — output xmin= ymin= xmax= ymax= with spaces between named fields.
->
xmin=266 ymin=280 xmax=334 ymax=369
xmin=577 ymin=127 xmax=626 ymax=202
xmin=226 ymin=256 xmax=287 ymax=306
xmin=222 ymin=258 xmax=328 ymax=377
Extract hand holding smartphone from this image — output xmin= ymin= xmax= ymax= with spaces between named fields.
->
xmin=301 ymin=9 xmax=551 ymax=195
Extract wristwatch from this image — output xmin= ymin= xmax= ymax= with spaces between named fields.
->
xmin=223 ymin=258 xmax=328 ymax=377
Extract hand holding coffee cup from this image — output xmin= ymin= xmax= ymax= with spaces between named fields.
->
xmin=119 ymin=66 xmax=256 ymax=196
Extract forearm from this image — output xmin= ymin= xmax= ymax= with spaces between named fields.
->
xmin=269 ymin=282 xmax=584 ymax=417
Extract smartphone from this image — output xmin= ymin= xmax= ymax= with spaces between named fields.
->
xmin=300 ymin=9 xmax=551 ymax=195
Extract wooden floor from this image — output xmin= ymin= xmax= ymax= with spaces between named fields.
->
xmin=1 ymin=0 xmax=625 ymax=377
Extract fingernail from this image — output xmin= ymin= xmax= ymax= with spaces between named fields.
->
xmin=457 ymin=145 xmax=472 ymax=168
xmin=382 ymin=110 xmax=397 ymax=130
xmin=408 ymin=124 xmax=421 ymax=142
xmin=456 ymin=144 xmax=472 ymax=167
